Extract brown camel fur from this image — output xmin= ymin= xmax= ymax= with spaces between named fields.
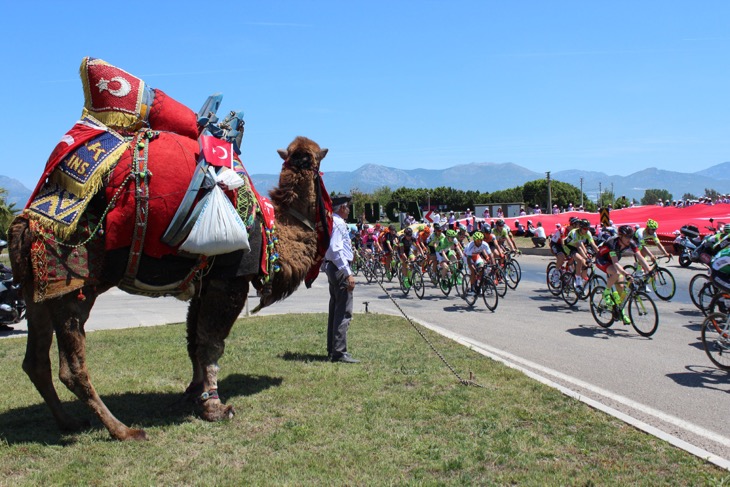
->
xmin=8 ymin=136 xmax=329 ymax=441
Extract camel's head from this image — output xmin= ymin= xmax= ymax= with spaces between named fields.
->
xmin=277 ymin=136 xmax=328 ymax=172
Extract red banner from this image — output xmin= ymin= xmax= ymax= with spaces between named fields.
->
xmin=494 ymin=204 xmax=730 ymax=239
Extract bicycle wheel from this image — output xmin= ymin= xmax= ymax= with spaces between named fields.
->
xmin=561 ymin=273 xmax=580 ymax=307
xmin=363 ymin=260 xmax=376 ymax=283
xmin=505 ymin=261 xmax=521 ymax=290
xmin=398 ymin=268 xmax=411 ymax=296
xmin=464 ymin=279 xmax=479 ymax=306
xmin=701 ymin=312 xmax=730 ymax=371
xmin=651 ymin=267 xmax=676 ymax=301
xmin=585 ymin=274 xmax=607 ymax=300
xmin=699 ymin=282 xmax=717 ymax=316
xmin=439 ymin=272 xmax=452 ymax=296
xmin=351 ymin=256 xmax=361 ymax=276
xmin=589 ymin=285 xmax=615 ymax=328
xmin=546 ymin=263 xmax=562 ymax=296
xmin=412 ymin=268 xmax=425 ymax=299
xmin=491 ymin=268 xmax=508 ymax=297
xmin=509 ymin=258 xmax=522 ymax=279
xmin=708 ymin=293 xmax=730 ymax=315
xmin=689 ymin=274 xmax=710 ymax=310
xmin=481 ymin=279 xmax=499 ymax=311
xmin=454 ymin=270 xmax=467 ymax=298
xmin=628 ymin=292 xmax=659 ymax=337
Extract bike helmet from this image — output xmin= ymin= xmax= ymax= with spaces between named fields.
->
xmin=388 ymin=224 xmax=397 ymax=232
xmin=527 ymin=220 xmax=532 ymax=225
xmin=367 ymin=227 xmax=374 ymax=234
xmin=579 ymin=219 xmax=590 ymax=229
xmin=569 ymin=217 xmax=579 ymax=225
xmin=458 ymin=224 xmax=467 ymax=231
xmin=724 ymin=224 xmax=730 ymax=235
xmin=404 ymin=227 xmax=413 ymax=236
xmin=646 ymin=219 xmax=658 ymax=230
xmin=433 ymin=223 xmax=441 ymax=231
xmin=496 ymin=219 xmax=505 ymax=226
xmin=445 ymin=229 xmax=457 ymax=238
xmin=417 ymin=225 xmax=425 ymax=231
xmin=618 ymin=225 xmax=634 ymax=237
xmin=472 ymin=232 xmax=485 ymax=240
xmin=482 ymin=224 xmax=491 ymax=232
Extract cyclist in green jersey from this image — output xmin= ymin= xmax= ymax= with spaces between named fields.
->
xmin=493 ymin=219 xmax=519 ymax=254
xmin=562 ymin=219 xmax=599 ymax=292
xmin=634 ymin=219 xmax=672 ymax=263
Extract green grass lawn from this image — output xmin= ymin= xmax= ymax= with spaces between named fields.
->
xmin=0 ymin=313 xmax=727 ymax=485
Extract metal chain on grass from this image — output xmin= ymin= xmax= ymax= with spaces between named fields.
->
xmin=372 ymin=272 xmax=489 ymax=389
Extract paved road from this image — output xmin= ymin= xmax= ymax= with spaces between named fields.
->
xmin=3 ymin=254 xmax=729 ymax=468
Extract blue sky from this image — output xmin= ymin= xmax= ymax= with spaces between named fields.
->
xmin=2 ymin=1 xmax=729 ymax=189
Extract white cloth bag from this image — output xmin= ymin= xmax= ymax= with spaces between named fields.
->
xmin=179 ymin=167 xmax=250 ymax=255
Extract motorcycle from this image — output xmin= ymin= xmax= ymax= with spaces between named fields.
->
xmin=0 ymin=239 xmax=26 ymax=331
xmin=676 ymin=218 xmax=726 ymax=268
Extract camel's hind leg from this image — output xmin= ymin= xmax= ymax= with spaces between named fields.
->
xmin=49 ymin=290 xmax=147 ymax=441
xmin=23 ymin=300 xmax=89 ymax=432
xmin=186 ymin=276 xmax=249 ymax=421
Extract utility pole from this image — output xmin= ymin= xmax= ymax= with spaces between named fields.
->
xmin=546 ymin=171 xmax=552 ymax=211
xmin=580 ymin=177 xmax=584 ymax=208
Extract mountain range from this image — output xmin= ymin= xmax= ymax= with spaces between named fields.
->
xmin=3 ymin=161 xmax=729 ymax=208
xmin=250 ymin=161 xmax=730 ymax=202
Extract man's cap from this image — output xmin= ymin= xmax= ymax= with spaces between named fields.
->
xmin=332 ymin=194 xmax=352 ymax=206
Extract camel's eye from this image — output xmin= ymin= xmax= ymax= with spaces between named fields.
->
xmin=290 ymin=152 xmax=312 ymax=169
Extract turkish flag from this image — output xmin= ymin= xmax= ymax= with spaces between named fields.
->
xmin=200 ymin=136 xmax=233 ymax=168
xmin=84 ymin=59 xmax=143 ymax=114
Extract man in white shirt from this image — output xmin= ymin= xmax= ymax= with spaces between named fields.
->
xmin=323 ymin=194 xmax=359 ymax=363
xmin=531 ymin=221 xmax=547 ymax=247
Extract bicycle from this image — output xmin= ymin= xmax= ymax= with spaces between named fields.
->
xmin=460 ymin=263 xmax=499 ymax=311
xmin=701 ymin=311 xmax=730 ymax=371
xmin=689 ymin=270 xmax=715 ymax=314
xmin=624 ymin=255 xmax=676 ymax=301
xmin=398 ymin=256 xmax=425 ymax=299
xmin=589 ymin=271 xmax=659 ymax=337
xmin=437 ymin=259 xmax=466 ymax=297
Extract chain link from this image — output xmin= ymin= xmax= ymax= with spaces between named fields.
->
xmin=372 ymin=274 xmax=490 ymax=389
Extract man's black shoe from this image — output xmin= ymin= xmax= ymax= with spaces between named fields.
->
xmin=331 ymin=353 xmax=360 ymax=364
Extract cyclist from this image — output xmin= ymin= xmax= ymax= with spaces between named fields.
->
xmin=710 ymin=245 xmax=730 ymax=292
xmin=462 ymin=231 xmax=493 ymax=294
xmin=562 ymin=219 xmax=599 ymax=292
xmin=397 ymin=227 xmax=422 ymax=285
xmin=550 ymin=217 xmax=579 ymax=272
xmin=381 ymin=224 xmax=399 ymax=279
xmin=634 ymin=219 xmax=672 ymax=263
xmin=595 ymin=225 xmax=652 ymax=324
xmin=492 ymin=219 xmax=519 ymax=254
xmin=429 ymin=224 xmax=452 ymax=278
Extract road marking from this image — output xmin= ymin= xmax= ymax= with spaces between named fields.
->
xmin=416 ymin=319 xmax=730 ymax=471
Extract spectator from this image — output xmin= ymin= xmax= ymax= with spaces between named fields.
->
xmin=514 ymin=219 xmax=525 ymax=237
xmin=324 ymin=194 xmax=359 ymax=363
xmin=531 ymin=221 xmax=547 ymax=247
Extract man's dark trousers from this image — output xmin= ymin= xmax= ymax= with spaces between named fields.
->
xmin=324 ymin=262 xmax=353 ymax=357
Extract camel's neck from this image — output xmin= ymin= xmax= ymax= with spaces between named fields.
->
xmin=261 ymin=168 xmax=324 ymax=307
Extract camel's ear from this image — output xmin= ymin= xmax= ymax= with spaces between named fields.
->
xmin=318 ymin=148 xmax=328 ymax=160
xmin=277 ymin=149 xmax=288 ymax=160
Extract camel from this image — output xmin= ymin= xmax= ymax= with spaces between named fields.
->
xmin=8 ymin=136 xmax=330 ymax=440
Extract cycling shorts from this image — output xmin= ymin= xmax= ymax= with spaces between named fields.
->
xmin=550 ymin=241 xmax=565 ymax=256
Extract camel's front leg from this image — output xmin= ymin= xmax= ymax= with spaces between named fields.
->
xmin=23 ymin=299 xmax=89 ymax=432
xmin=52 ymin=291 xmax=147 ymax=441
xmin=186 ymin=277 xmax=248 ymax=421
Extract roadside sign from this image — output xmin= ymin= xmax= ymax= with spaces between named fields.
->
xmin=600 ymin=208 xmax=610 ymax=227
